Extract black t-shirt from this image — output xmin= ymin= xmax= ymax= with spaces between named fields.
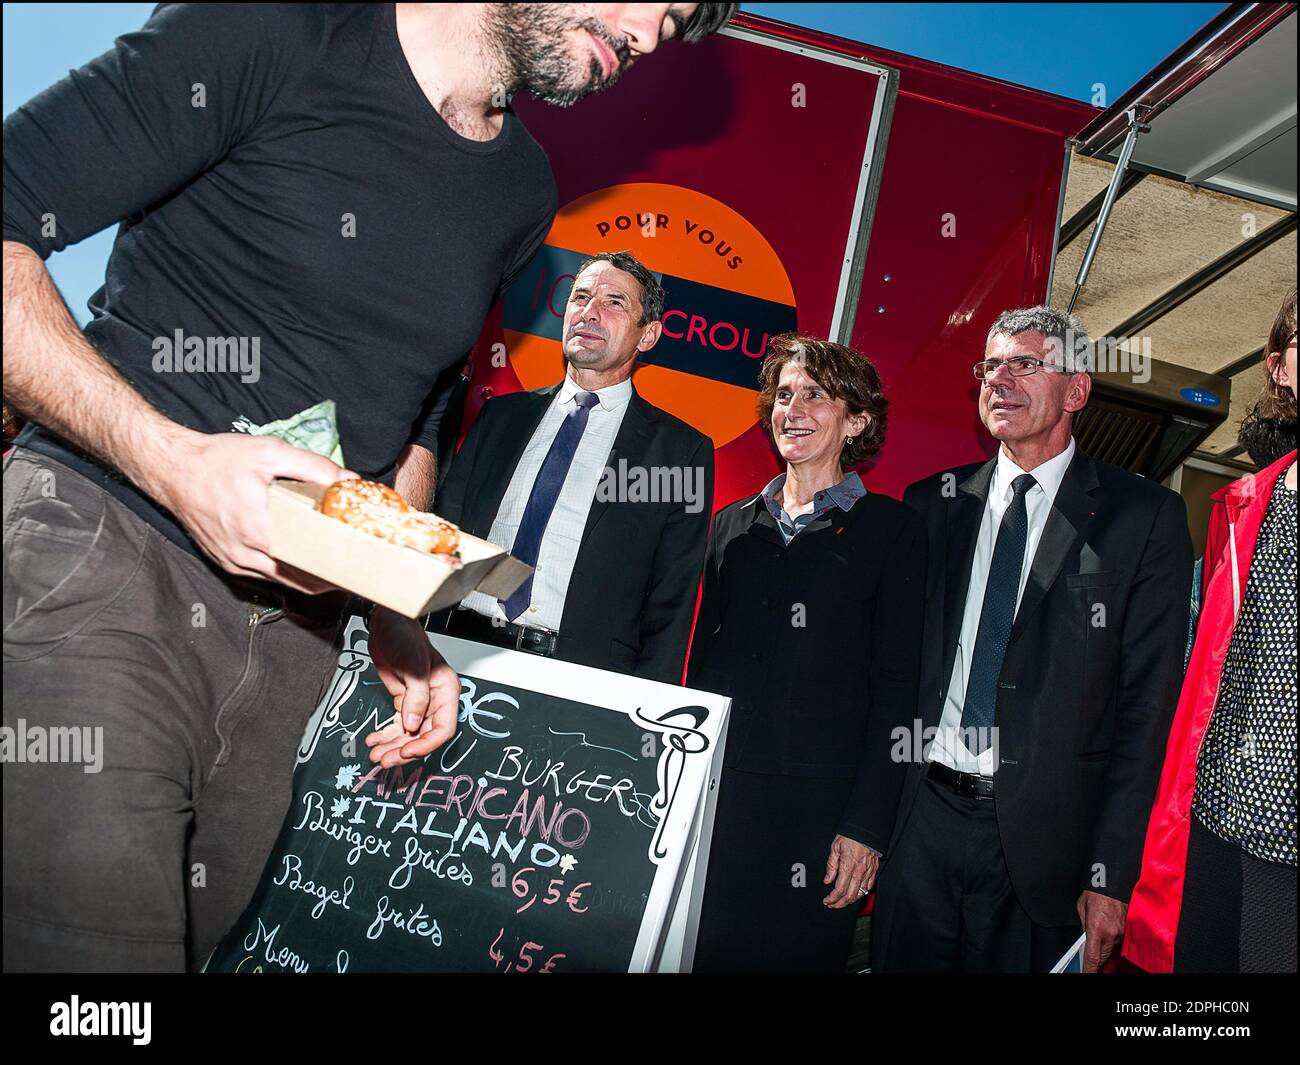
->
xmin=3 ymin=3 xmax=557 ymax=550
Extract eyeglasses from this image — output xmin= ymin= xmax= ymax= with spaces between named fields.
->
xmin=972 ymin=356 xmax=1069 ymax=381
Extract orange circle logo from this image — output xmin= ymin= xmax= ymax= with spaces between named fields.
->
xmin=500 ymin=183 xmax=797 ymax=446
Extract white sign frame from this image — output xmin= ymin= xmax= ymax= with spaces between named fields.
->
xmin=295 ymin=616 xmax=731 ymax=973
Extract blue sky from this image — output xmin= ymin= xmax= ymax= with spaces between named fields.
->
xmin=752 ymin=4 xmax=1225 ymax=102
xmin=3 ymin=2 xmax=1225 ymax=322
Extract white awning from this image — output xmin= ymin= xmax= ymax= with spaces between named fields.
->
xmin=1055 ymin=5 xmax=1297 ymax=464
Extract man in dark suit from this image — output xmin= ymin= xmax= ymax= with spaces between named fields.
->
xmin=434 ymin=251 xmax=713 ymax=684
xmin=872 ymin=306 xmax=1192 ymax=973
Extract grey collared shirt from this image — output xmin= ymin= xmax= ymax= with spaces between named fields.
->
xmin=760 ymin=470 xmax=867 ymax=543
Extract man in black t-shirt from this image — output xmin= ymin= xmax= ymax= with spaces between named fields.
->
xmin=1 ymin=2 xmax=737 ymax=972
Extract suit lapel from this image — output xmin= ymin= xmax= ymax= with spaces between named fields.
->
xmin=578 ymin=386 xmax=653 ymax=542
xmin=559 ymin=386 xmax=654 ymax=638
xmin=470 ymin=384 xmax=558 ymax=533
xmin=1009 ymin=447 xmax=1100 ymax=643
xmin=942 ymin=460 xmax=995 ymax=687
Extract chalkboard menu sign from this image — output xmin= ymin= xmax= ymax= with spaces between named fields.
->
xmin=206 ymin=617 xmax=729 ymax=973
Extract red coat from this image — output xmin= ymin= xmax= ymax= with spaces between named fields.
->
xmin=1122 ymin=449 xmax=1297 ymax=972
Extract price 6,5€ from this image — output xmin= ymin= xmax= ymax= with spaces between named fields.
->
xmin=510 ymin=866 xmax=591 ymax=915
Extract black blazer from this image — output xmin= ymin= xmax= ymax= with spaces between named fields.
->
xmin=433 ymin=382 xmax=714 ymax=684
xmin=893 ymin=448 xmax=1193 ymax=925
xmin=686 ymin=488 xmax=926 ymax=854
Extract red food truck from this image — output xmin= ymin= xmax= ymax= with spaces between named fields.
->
xmin=450 ymin=6 xmax=1293 ymax=523
xmin=452 ymin=9 xmax=1097 ymax=508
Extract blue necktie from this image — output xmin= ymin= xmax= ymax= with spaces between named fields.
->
xmin=500 ymin=391 xmax=601 ymax=622
xmin=960 ymin=473 xmax=1037 ymax=756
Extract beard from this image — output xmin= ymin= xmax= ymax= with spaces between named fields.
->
xmin=485 ymin=4 xmax=632 ymax=107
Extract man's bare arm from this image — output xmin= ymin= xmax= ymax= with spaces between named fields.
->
xmin=2 ymin=240 xmax=350 ymax=591
xmin=394 ymin=443 xmax=437 ymax=511
xmin=3 ymin=241 xmax=186 ymax=500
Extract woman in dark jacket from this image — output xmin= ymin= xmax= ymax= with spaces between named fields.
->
xmin=687 ymin=333 xmax=926 ymax=973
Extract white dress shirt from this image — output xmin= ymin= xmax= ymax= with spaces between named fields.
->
xmin=929 ymin=438 xmax=1077 ymax=775
xmin=459 ymin=376 xmax=633 ymax=631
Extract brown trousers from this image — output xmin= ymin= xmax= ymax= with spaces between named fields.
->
xmin=3 ymin=448 xmax=343 ymax=971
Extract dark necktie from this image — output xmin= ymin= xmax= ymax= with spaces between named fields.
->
xmin=960 ymin=473 xmax=1037 ymax=755
xmin=500 ymin=390 xmax=601 ymax=622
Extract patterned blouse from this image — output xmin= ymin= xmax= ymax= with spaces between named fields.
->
xmin=1193 ymin=474 xmax=1297 ymax=865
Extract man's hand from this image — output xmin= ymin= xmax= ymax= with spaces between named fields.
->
xmin=1076 ymin=889 xmax=1127 ymax=972
xmin=364 ymin=606 xmax=459 ymax=767
xmin=150 ymin=430 xmax=354 ymax=593
xmin=823 ymin=834 xmax=880 ymax=909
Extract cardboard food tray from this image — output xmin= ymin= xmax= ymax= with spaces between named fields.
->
xmin=267 ymin=480 xmax=531 ymax=618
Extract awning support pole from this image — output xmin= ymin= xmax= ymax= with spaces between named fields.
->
xmin=1068 ymin=106 xmax=1151 ymax=314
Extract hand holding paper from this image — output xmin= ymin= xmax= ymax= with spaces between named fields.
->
xmin=154 ymin=429 xmax=355 ymax=593
xmin=1076 ymin=889 xmax=1127 ymax=973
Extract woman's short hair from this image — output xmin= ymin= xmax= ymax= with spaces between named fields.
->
xmin=1261 ymin=286 xmax=1297 ymax=422
xmin=756 ymin=333 xmax=889 ymax=466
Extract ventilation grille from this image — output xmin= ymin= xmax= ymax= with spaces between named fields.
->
xmin=1075 ymin=399 xmax=1164 ymax=472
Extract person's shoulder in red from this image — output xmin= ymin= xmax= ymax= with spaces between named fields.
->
xmin=1124 ymin=446 xmax=1295 ymax=972
xmin=1202 ymin=448 xmax=1297 ymax=596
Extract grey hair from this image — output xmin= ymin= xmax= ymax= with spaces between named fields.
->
xmin=986 ymin=305 xmax=1093 ymax=373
